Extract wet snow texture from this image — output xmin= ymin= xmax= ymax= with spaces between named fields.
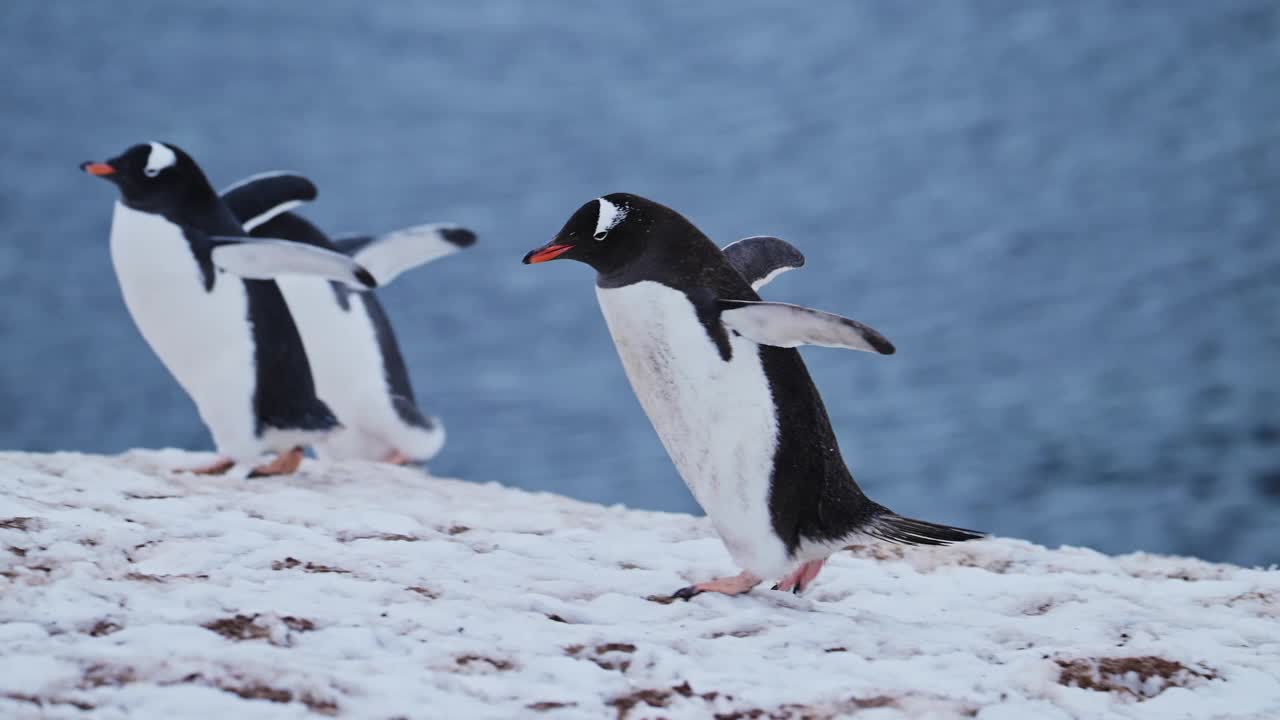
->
xmin=1 ymin=451 xmax=1277 ymax=719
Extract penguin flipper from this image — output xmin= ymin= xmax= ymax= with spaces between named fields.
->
xmin=209 ymin=236 xmax=377 ymax=289
xmin=717 ymin=299 xmax=895 ymax=355
xmin=220 ymin=172 xmax=319 ymax=232
xmin=332 ymin=224 xmax=477 ymax=286
xmin=249 ymin=210 xmax=349 ymax=252
xmin=722 ymin=236 xmax=805 ymax=290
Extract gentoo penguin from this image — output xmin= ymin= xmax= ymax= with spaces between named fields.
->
xmin=81 ymin=142 xmax=376 ymax=477
xmin=523 ymin=194 xmax=982 ymax=599
xmin=218 ymin=172 xmax=477 ymax=463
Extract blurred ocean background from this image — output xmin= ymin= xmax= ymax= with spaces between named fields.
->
xmin=1 ymin=2 xmax=1276 ymax=565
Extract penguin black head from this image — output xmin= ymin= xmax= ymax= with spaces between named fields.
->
xmin=524 ymin=193 xmax=694 ymax=275
xmin=80 ymin=142 xmax=212 ymax=214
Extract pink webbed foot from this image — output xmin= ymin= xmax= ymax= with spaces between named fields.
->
xmin=186 ymin=457 xmax=235 ymax=475
xmin=771 ymin=558 xmax=827 ymax=595
xmin=248 ymin=447 xmax=304 ymax=478
xmin=671 ymin=571 xmax=763 ymax=601
xmin=385 ymin=450 xmax=412 ymax=465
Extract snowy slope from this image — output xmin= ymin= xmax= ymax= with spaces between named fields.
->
xmin=0 ymin=451 xmax=1276 ymax=720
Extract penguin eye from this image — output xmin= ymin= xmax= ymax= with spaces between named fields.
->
xmin=144 ymin=167 xmax=160 ymax=178
xmin=594 ymin=231 xmax=608 ymax=241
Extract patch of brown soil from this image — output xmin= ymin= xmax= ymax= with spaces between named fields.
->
xmin=1024 ymin=599 xmax=1055 ymax=616
xmin=123 ymin=571 xmax=209 ymax=582
xmin=1056 ymin=656 xmax=1217 ymax=699
xmin=1223 ymin=590 xmax=1277 ymax=607
xmin=204 ymin=615 xmax=272 ymax=641
xmin=203 ymin=614 xmax=316 ymax=642
xmin=282 ymin=616 xmax=316 ymax=632
xmin=3 ymin=692 xmax=93 ymax=711
xmin=565 ymin=643 xmax=638 ymax=672
xmin=271 ymin=557 xmax=349 ymax=574
xmin=224 ymin=683 xmax=293 ymax=703
xmin=300 ymin=695 xmax=340 ymax=715
xmin=456 ymin=655 xmax=513 ymax=671
xmin=407 ymin=586 xmax=439 ymax=599
xmin=217 ymin=682 xmax=337 ymax=714
xmin=87 ymin=620 xmax=123 ymax=637
xmin=528 ymin=701 xmax=577 ymax=711
xmin=707 ymin=627 xmax=763 ymax=639
xmin=70 ymin=665 xmax=337 ymax=715
xmin=0 ymin=517 xmax=35 ymax=531
xmin=81 ymin=664 xmax=137 ymax=688
xmin=607 ymin=682 xmax=721 ymax=719
xmin=713 ymin=695 xmax=896 ymax=720
xmin=340 ymin=532 xmax=418 ymax=542
xmin=608 ymin=687 xmax=676 ymax=719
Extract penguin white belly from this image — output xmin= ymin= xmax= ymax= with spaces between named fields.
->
xmin=274 ymin=278 xmax=434 ymax=462
xmin=596 ymin=281 xmax=791 ymax=577
xmin=108 ymin=202 xmax=259 ymax=460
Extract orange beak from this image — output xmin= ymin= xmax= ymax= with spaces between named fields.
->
xmin=81 ymin=161 xmax=116 ymax=176
xmin=522 ymin=243 xmax=573 ymax=264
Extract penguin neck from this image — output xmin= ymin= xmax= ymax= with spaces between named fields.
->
xmin=590 ymin=249 xmax=641 ymax=282
xmin=172 ymin=192 xmax=241 ymax=232
xmin=122 ymin=169 xmax=230 ymax=229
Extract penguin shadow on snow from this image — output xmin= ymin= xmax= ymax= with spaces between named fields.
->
xmin=80 ymin=142 xmax=476 ymax=478
xmin=524 ymin=193 xmax=984 ymax=602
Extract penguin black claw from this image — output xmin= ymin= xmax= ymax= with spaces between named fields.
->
xmin=671 ymin=586 xmax=702 ymax=601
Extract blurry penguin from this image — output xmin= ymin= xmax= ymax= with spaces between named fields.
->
xmin=524 ymin=193 xmax=982 ymax=599
xmin=81 ymin=143 xmax=376 ymax=476
xmin=219 ymin=172 xmax=476 ymax=464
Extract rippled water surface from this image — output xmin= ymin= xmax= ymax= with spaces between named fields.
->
xmin=1 ymin=2 xmax=1276 ymax=564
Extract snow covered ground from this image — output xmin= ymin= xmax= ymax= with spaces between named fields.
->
xmin=0 ymin=451 xmax=1276 ymax=719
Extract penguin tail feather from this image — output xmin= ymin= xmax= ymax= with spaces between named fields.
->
xmin=862 ymin=512 xmax=985 ymax=546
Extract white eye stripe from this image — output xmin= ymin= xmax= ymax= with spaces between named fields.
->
xmin=144 ymin=142 xmax=176 ymax=176
xmin=594 ymin=198 xmax=627 ymax=239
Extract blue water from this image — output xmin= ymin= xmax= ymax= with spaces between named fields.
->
xmin=2 ymin=2 xmax=1277 ymax=565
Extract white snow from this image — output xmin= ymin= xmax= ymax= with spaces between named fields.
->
xmin=0 ymin=450 xmax=1277 ymax=720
